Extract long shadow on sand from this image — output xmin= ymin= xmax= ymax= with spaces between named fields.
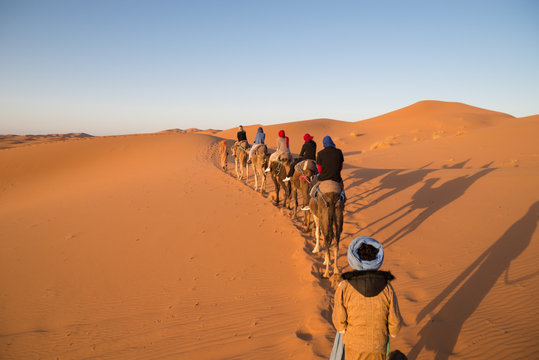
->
xmin=344 ymin=164 xmax=393 ymax=189
xmin=408 ymin=201 xmax=539 ymax=360
xmin=368 ymin=165 xmax=495 ymax=248
xmin=355 ymin=163 xmax=435 ymax=212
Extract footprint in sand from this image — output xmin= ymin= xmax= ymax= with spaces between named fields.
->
xmin=295 ymin=329 xmax=313 ymax=341
xmin=402 ymin=288 xmax=428 ymax=303
xmin=64 ymin=232 xmax=79 ymax=240
xmin=405 ymin=271 xmax=424 ymax=280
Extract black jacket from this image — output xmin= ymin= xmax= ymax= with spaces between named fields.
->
xmin=237 ymin=130 xmax=247 ymax=142
xmin=317 ymin=146 xmax=344 ymax=182
xmin=299 ymin=140 xmax=317 ymax=160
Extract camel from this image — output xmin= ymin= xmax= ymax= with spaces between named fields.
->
xmin=251 ymin=144 xmax=269 ymax=192
xmin=309 ymin=180 xmax=344 ymax=278
xmin=290 ymin=159 xmax=317 ymax=230
xmin=231 ymin=140 xmax=249 ymax=181
xmin=269 ymin=153 xmax=292 ymax=207
xmin=219 ymin=140 xmax=228 ymax=172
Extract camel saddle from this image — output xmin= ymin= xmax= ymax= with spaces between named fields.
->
xmin=318 ymin=180 xmax=342 ymax=194
xmin=237 ymin=140 xmax=249 ymax=150
xmin=296 ymin=159 xmax=317 ymax=173
xmin=311 ymin=180 xmax=346 ymax=204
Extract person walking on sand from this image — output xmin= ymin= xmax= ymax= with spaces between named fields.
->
xmin=265 ymin=129 xmax=290 ymax=172
xmin=219 ymin=140 xmax=228 ymax=171
xmin=283 ymin=133 xmax=317 ymax=182
xmin=331 ymin=236 xmax=403 ymax=360
xmin=248 ymin=126 xmax=266 ymax=162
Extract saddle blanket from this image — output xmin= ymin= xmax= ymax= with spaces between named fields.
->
xmin=318 ymin=180 xmax=342 ymax=194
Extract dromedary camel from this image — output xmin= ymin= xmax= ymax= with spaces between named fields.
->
xmin=219 ymin=140 xmax=228 ymax=172
xmin=290 ymin=159 xmax=317 ymax=229
xmin=251 ymin=144 xmax=269 ymax=192
xmin=231 ymin=140 xmax=249 ymax=181
xmin=309 ymin=180 xmax=344 ymax=278
xmin=269 ymin=153 xmax=292 ymax=207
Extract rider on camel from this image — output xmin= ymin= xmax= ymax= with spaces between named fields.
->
xmin=265 ymin=130 xmax=290 ymax=172
xmin=283 ymin=133 xmax=317 ymax=182
xmin=301 ymin=135 xmax=343 ymax=211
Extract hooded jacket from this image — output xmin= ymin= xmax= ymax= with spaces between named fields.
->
xmin=332 ymin=270 xmax=402 ymax=353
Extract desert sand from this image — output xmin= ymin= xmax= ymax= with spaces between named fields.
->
xmin=1 ymin=101 xmax=538 ymax=359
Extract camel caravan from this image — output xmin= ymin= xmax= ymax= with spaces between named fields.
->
xmin=219 ymin=127 xmax=346 ymax=279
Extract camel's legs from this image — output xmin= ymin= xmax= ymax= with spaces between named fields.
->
xmin=235 ymin=158 xmax=240 ymax=179
xmin=323 ymin=250 xmax=330 ymax=278
xmin=333 ymin=246 xmax=340 ymax=275
xmin=291 ymin=188 xmax=298 ymax=220
xmin=274 ymin=179 xmax=280 ymax=205
xmin=312 ymin=215 xmax=320 ymax=253
xmin=253 ymin=165 xmax=258 ymax=191
xmin=303 ymin=210 xmax=311 ymax=232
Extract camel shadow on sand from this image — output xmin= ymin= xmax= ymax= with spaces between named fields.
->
xmin=344 ymin=160 xmax=470 ymax=216
xmin=366 ymin=164 xmax=495 ymax=248
xmin=408 ymin=201 xmax=539 ymax=359
xmin=356 ymin=163 xmax=436 ymax=212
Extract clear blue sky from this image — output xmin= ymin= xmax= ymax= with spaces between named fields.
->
xmin=1 ymin=0 xmax=538 ymax=135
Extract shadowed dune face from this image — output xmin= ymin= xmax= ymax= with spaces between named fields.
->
xmin=1 ymin=100 xmax=538 ymax=359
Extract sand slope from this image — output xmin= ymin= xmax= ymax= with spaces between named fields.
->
xmin=1 ymin=100 xmax=538 ymax=359
xmin=0 ymin=134 xmax=332 ymax=359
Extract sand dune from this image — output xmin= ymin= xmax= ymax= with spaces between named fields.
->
xmin=1 ymin=101 xmax=538 ymax=359
xmin=0 ymin=133 xmax=93 ymax=150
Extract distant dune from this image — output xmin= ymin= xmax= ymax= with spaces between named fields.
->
xmin=0 ymin=133 xmax=93 ymax=150
xmin=157 ymin=128 xmax=202 ymax=134
xmin=1 ymin=100 xmax=538 ymax=359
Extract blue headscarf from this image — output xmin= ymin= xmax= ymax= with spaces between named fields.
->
xmin=347 ymin=236 xmax=384 ymax=271
xmin=323 ymin=136 xmax=335 ymax=148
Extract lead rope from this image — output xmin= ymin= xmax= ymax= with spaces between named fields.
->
xmin=276 ymin=161 xmax=283 ymax=176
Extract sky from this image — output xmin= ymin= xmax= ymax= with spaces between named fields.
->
xmin=1 ymin=0 xmax=538 ymax=136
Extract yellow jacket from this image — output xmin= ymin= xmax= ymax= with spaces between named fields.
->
xmin=332 ymin=270 xmax=402 ymax=353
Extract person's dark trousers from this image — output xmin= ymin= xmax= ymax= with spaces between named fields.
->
xmin=308 ymin=174 xmax=319 ymax=194
xmin=287 ymin=157 xmax=305 ymax=178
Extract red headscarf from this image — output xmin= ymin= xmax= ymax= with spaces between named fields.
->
xmin=278 ymin=130 xmax=289 ymax=148
xmin=304 ymin=133 xmax=313 ymax=142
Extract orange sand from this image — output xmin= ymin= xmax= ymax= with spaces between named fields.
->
xmin=1 ymin=101 xmax=538 ymax=359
